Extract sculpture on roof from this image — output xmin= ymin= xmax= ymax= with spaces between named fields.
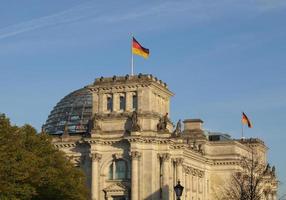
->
xmin=130 ymin=111 xmax=140 ymax=131
xmin=91 ymin=114 xmax=101 ymax=131
xmin=157 ymin=113 xmax=169 ymax=132
xmin=173 ymin=119 xmax=182 ymax=136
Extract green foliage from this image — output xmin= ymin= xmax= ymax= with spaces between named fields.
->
xmin=0 ymin=114 xmax=89 ymax=200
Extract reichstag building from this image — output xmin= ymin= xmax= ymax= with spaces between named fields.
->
xmin=43 ymin=74 xmax=277 ymax=200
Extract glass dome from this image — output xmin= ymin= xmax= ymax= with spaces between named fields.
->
xmin=43 ymin=87 xmax=92 ymax=135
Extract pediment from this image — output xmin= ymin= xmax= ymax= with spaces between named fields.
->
xmin=103 ymin=182 xmax=128 ymax=193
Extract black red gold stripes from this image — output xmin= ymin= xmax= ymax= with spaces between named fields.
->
xmin=132 ymin=37 xmax=149 ymax=59
xmin=242 ymin=112 xmax=252 ymax=128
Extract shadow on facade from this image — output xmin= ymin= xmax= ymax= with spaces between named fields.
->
xmin=143 ymin=185 xmax=170 ymax=200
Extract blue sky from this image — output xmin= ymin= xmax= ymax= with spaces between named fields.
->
xmin=0 ymin=0 xmax=285 ymax=196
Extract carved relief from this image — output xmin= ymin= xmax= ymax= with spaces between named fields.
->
xmin=130 ymin=111 xmax=140 ymax=132
xmin=173 ymin=119 xmax=182 ymax=136
xmin=175 ymin=158 xmax=184 ymax=165
xmin=158 ymin=153 xmax=170 ymax=162
xmin=91 ymin=153 xmax=102 ymax=162
xmin=130 ymin=151 xmax=141 ymax=160
xmin=183 ymin=165 xmax=205 ymax=178
xmin=67 ymin=155 xmax=85 ymax=167
xmin=90 ymin=114 xmax=101 ymax=131
xmin=157 ymin=113 xmax=169 ymax=132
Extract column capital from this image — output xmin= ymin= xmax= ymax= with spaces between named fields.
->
xmin=130 ymin=151 xmax=141 ymax=160
xmin=175 ymin=157 xmax=184 ymax=165
xmin=158 ymin=153 xmax=170 ymax=161
xmin=91 ymin=153 xmax=102 ymax=162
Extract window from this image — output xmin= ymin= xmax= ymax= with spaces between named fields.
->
xmin=108 ymin=159 xmax=130 ymax=180
xmin=132 ymin=94 xmax=138 ymax=110
xmin=120 ymin=96 xmax=126 ymax=111
xmin=115 ymin=160 xmax=126 ymax=179
xmin=107 ymin=96 xmax=113 ymax=111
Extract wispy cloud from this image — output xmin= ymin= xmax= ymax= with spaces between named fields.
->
xmin=0 ymin=0 xmax=286 ymax=41
xmin=0 ymin=2 xmax=99 ymax=40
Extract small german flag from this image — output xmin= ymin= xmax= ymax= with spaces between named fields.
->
xmin=132 ymin=37 xmax=149 ymax=59
xmin=242 ymin=112 xmax=252 ymax=128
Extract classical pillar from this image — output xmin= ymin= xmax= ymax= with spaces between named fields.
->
xmin=186 ymin=172 xmax=190 ymax=200
xmin=98 ymin=93 xmax=104 ymax=113
xmin=131 ymin=151 xmax=141 ymax=200
xmin=176 ymin=158 xmax=184 ymax=182
xmin=112 ymin=93 xmax=118 ymax=112
xmin=162 ymin=153 xmax=170 ymax=200
xmin=91 ymin=153 xmax=102 ymax=200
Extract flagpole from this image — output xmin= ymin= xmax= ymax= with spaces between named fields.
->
xmin=241 ymin=121 xmax=244 ymax=139
xmin=241 ymin=111 xmax=244 ymax=139
xmin=131 ymin=33 xmax=134 ymax=76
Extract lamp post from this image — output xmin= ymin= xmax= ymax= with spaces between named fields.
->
xmin=174 ymin=181 xmax=184 ymax=200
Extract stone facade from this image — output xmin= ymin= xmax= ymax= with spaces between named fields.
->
xmin=48 ymin=74 xmax=278 ymax=200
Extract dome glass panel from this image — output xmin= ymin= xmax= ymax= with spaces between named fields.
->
xmin=44 ymin=87 xmax=92 ymax=135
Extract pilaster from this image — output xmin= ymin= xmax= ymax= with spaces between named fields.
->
xmin=160 ymin=153 xmax=170 ymax=200
xmin=91 ymin=153 xmax=102 ymax=200
xmin=131 ymin=151 xmax=141 ymax=200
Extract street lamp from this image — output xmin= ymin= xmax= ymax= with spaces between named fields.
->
xmin=174 ymin=181 xmax=184 ymax=200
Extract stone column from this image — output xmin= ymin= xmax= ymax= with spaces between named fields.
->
xmin=186 ymin=172 xmax=190 ymax=200
xmin=131 ymin=151 xmax=141 ymax=200
xmin=162 ymin=153 xmax=170 ymax=200
xmin=176 ymin=158 xmax=184 ymax=182
xmin=113 ymin=93 xmax=119 ymax=112
xmin=91 ymin=153 xmax=102 ymax=200
xmin=98 ymin=93 xmax=103 ymax=113
xmin=137 ymin=90 xmax=143 ymax=112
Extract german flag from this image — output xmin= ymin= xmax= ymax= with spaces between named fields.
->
xmin=132 ymin=37 xmax=149 ymax=59
xmin=242 ymin=112 xmax=252 ymax=128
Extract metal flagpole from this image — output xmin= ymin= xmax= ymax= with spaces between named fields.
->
xmin=131 ymin=33 xmax=134 ymax=76
xmin=241 ymin=112 xmax=245 ymax=139
xmin=241 ymin=121 xmax=244 ymax=139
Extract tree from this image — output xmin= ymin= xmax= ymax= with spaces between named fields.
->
xmin=217 ymin=149 xmax=277 ymax=200
xmin=0 ymin=114 xmax=89 ymax=200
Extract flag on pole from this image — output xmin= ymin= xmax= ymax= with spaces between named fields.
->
xmin=132 ymin=37 xmax=149 ymax=59
xmin=242 ymin=112 xmax=252 ymax=128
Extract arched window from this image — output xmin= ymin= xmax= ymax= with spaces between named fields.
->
xmin=108 ymin=159 xmax=130 ymax=180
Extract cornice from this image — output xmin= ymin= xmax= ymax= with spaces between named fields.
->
xmin=88 ymin=83 xmax=150 ymax=93
xmin=212 ymin=160 xmax=241 ymax=166
xmin=183 ymin=165 xmax=205 ymax=177
xmin=53 ymin=142 xmax=77 ymax=148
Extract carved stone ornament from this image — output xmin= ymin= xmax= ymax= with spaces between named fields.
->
xmin=103 ymin=182 xmax=129 ymax=198
xmin=130 ymin=151 xmax=141 ymax=160
xmin=183 ymin=165 xmax=205 ymax=177
xmin=158 ymin=153 xmax=170 ymax=161
xmin=91 ymin=153 xmax=102 ymax=162
xmin=112 ymin=153 xmax=123 ymax=160
xmin=91 ymin=114 xmax=101 ymax=131
xmin=175 ymin=158 xmax=184 ymax=165
xmin=157 ymin=113 xmax=169 ymax=132
xmin=130 ymin=111 xmax=140 ymax=132
xmin=173 ymin=119 xmax=182 ymax=136
xmin=68 ymin=155 xmax=82 ymax=167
